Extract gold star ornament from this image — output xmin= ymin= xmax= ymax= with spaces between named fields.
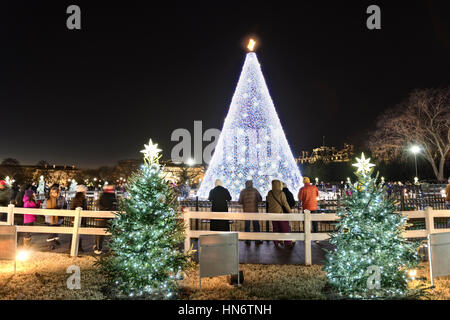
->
xmin=352 ymin=152 xmax=375 ymax=174
xmin=140 ymin=139 xmax=162 ymax=162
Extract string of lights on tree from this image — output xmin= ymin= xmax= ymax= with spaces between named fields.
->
xmin=100 ymin=139 xmax=191 ymax=299
xmin=324 ymin=153 xmax=424 ymax=299
xmin=197 ymin=40 xmax=303 ymax=199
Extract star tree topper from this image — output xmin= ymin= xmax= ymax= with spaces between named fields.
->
xmin=352 ymin=152 xmax=375 ymax=175
xmin=141 ymin=139 xmax=162 ymax=163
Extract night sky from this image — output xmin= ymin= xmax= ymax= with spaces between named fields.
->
xmin=2 ymin=1 xmax=449 ymax=168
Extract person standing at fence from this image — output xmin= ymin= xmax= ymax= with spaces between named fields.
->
xmin=282 ymin=182 xmax=296 ymax=209
xmin=10 ymin=183 xmax=19 ymax=205
xmin=298 ymin=177 xmax=320 ymax=236
xmin=208 ymin=179 xmax=232 ymax=231
xmin=94 ymin=184 xmax=117 ymax=255
xmin=43 ymin=184 xmax=68 ymax=250
xmin=282 ymin=182 xmax=297 ymax=243
xmin=69 ymin=185 xmax=88 ymax=253
xmin=238 ymin=180 xmax=263 ymax=245
xmin=0 ymin=180 xmax=11 ymax=221
xmin=267 ymin=180 xmax=292 ymax=248
xmin=22 ymin=189 xmax=41 ymax=248
xmin=14 ymin=183 xmax=32 ymax=240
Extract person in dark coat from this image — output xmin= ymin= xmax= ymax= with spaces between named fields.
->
xmin=69 ymin=185 xmax=88 ymax=252
xmin=94 ymin=185 xmax=117 ymax=255
xmin=208 ymin=179 xmax=232 ymax=231
xmin=282 ymin=182 xmax=296 ymax=209
xmin=10 ymin=183 xmax=19 ymax=204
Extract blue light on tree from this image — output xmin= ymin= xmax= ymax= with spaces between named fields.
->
xmin=198 ymin=42 xmax=303 ymax=199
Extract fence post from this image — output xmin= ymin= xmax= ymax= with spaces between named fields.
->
xmin=7 ymin=204 xmax=14 ymax=225
xmin=304 ymin=209 xmax=312 ymax=265
xmin=425 ymin=206 xmax=435 ymax=236
xmin=184 ymin=210 xmax=191 ymax=253
xmin=70 ymin=207 xmax=82 ymax=257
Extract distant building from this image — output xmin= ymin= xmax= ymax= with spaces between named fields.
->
xmin=20 ymin=164 xmax=79 ymax=187
xmin=160 ymin=160 xmax=204 ymax=186
xmin=296 ymin=143 xmax=354 ymax=164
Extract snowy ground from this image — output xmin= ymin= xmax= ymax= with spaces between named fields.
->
xmin=1 ymin=251 xmax=449 ymax=300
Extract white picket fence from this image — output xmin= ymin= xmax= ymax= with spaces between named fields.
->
xmin=1 ymin=205 xmax=449 ymax=263
xmin=183 ymin=207 xmax=450 ymax=265
xmin=0 ymin=204 xmax=115 ymax=257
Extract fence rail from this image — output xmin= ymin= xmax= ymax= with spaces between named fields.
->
xmin=1 ymin=204 xmax=449 ymax=263
xmin=183 ymin=208 xmax=450 ymax=265
xmin=0 ymin=205 xmax=115 ymax=257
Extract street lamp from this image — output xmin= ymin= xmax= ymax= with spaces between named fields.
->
xmin=410 ymin=145 xmax=420 ymax=180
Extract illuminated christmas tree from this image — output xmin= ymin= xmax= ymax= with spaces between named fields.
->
xmin=37 ymin=175 xmax=45 ymax=195
xmin=197 ymin=40 xmax=303 ymax=199
xmin=324 ymin=153 xmax=423 ymax=299
xmin=69 ymin=179 xmax=78 ymax=193
xmin=100 ymin=139 xmax=190 ymax=299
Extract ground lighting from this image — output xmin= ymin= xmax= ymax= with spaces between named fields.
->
xmin=408 ymin=269 xmax=417 ymax=280
xmin=16 ymin=249 xmax=31 ymax=262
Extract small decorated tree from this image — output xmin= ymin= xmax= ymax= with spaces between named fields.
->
xmin=69 ymin=179 xmax=78 ymax=193
xmin=324 ymin=153 xmax=423 ymax=299
xmin=37 ymin=175 xmax=45 ymax=195
xmin=100 ymin=139 xmax=191 ymax=299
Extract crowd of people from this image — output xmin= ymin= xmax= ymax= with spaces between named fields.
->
xmin=1 ymin=175 xmax=449 ymax=253
xmin=206 ymin=176 xmax=450 ymax=248
xmin=208 ymin=176 xmax=320 ymax=248
xmin=0 ymin=180 xmax=118 ymax=255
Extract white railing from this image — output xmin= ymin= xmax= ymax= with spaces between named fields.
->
xmin=183 ymin=207 xmax=450 ymax=265
xmin=1 ymin=205 xmax=449 ymax=263
xmin=0 ymin=204 xmax=115 ymax=257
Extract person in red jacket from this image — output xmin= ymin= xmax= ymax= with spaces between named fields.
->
xmin=298 ymin=177 xmax=319 ymax=233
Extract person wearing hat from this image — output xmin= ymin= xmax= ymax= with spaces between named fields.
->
xmin=208 ymin=179 xmax=232 ymax=231
xmin=0 ymin=180 xmax=11 ymax=221
xmin=298 ymin=177 xmax=320 ymax=236
xmin=94 ymin=184 xmax=117 ymax=255
xmin=22 ymin=189 xmax=41 ymax=248
xmin=69 ymin=185 xmax=88 ymax=252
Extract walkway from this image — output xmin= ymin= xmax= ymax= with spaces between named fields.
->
xmin=20 ymin=233 xmax=333 ymax=265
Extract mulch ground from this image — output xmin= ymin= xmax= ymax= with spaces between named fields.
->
xmin=1 ymin=251 xmax=449 ymax=300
